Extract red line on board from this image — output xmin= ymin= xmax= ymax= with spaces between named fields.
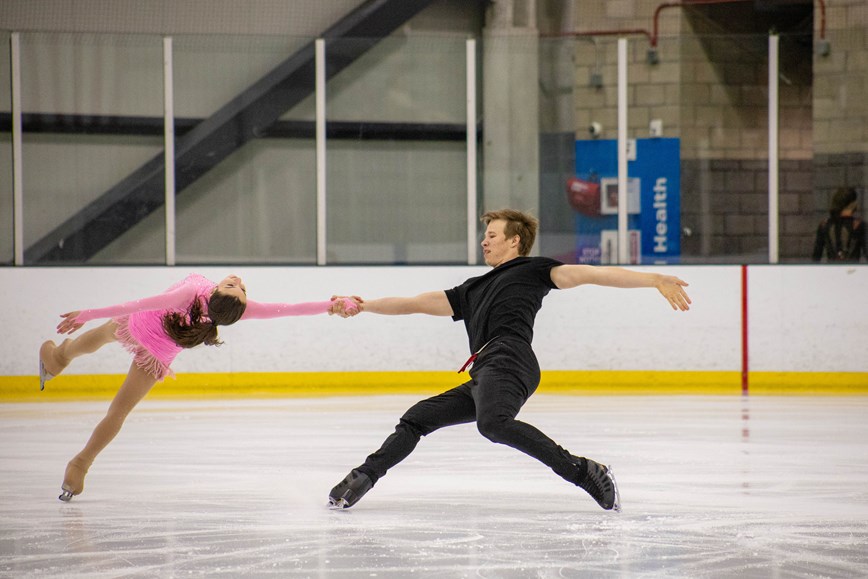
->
xmin=741 ymin=265 xmax=749 ymax=395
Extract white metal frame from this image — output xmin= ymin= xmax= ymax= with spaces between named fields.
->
xmin=466 ymin=39 xmax=478 ymax=265
xmin=163 ymin=36 xmax=176 ymax=266
xmin=10 ymin=33 xmax=23 ymax=265
xmin=315 ymin=38 xmax=327 ymax=266
xmin=617 ymin=38 xmax=629 ymax=264
xmin=768 ymin=34 xmax=780 ymax=264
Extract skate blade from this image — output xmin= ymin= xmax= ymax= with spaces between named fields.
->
xmin=606 ymin=465 xmax=622 ymax=513
xmin=58 ymin=483 xmax=77 ymax=502
xmin=328 ymin=497 xmax=349 ymax=510
xmin=39 ymin=359 xmax=54 ymax=392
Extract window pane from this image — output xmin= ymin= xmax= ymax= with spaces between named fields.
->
xmin=173 ymin=34 xmax=318 ymax=264
xmin=325 ymin=35 xmax=468 ymax=264
xmin=19 ymin=33 xmax=164 ymax=265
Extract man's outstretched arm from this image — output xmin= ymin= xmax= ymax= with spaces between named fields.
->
xmin=331 ymin=291 xmax=454 ymax=317
xmin=550 ymin=264 xmax=691 ymax=311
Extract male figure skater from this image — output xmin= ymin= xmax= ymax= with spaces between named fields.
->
xmin=329 ymin=209 xmax=691 ymax=511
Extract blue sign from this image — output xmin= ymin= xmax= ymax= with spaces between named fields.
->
xmin=572 ymin=138 xmax=680 ymax=264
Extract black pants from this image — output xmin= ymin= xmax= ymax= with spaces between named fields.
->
xmin=356 ymin=340 xmax=580 ymax=485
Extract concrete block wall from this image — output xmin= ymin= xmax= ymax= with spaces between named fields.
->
xmin=812 ymin=0 xmax=867 ymax=220
xmin=681 ymin=158 xmax=815 ymax=261
xmin=813 ymin=0 xmax=868 ymax=156
xmin=570 ymin=0 xmax=683 ymax=141
xmin=570 ymin=0 xmax=812 ymax=161
xmin=678 ymin=36 xmax=812 ymax=162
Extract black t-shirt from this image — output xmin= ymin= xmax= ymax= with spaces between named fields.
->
xmin=445 ymin=256 xmax=562 ymax=353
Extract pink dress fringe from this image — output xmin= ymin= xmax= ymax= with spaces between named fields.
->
xmin=113 ymin=316 xmax=177 ymax=381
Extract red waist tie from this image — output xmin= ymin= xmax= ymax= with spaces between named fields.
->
xmin=457 ymin=353 xmax=477 ymax=373
xmin=457 ymin=337 xmax=498 ymax=373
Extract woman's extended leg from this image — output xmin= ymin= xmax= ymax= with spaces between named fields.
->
xmin=60 ymin=362 xmax=157 ymax=501
xmin=41 ymin=320 xmax=118 ymax=378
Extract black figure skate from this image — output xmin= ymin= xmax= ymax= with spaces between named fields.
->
xmin=574 ymin=456 xmax=621 ymax=512
xmin=328 ymin=469 xmax=373 ymax=509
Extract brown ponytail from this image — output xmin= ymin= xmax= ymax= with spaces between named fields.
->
xmin=163 ymin=290 xmax=247 ymax=349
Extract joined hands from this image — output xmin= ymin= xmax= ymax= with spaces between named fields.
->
xmin=329 ymin=296 xmax=363 ymax=318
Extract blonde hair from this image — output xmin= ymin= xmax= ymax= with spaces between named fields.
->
xmin=481 ymin=209 xmax=539 ymax=256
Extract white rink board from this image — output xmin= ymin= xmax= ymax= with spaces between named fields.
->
xmin=3 ymin=264 xmax=866 ymax=376
xmin=748 ymin=265 xmax=867 ymax=372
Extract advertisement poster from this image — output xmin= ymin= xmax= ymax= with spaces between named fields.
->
xmin=570 ymin=138 xmax=680 ymax=264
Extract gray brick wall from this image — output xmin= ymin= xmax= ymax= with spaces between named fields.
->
xmin=681 ymin=158 xmax=815 ymax=262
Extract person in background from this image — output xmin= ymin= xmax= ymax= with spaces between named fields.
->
xmin=326 ymin=209 xmax=691 ymax=512
xmin=40 ymin=273 xmax=357 ymax=501
xmin=812 ymin=187 xmax=866 ymax=262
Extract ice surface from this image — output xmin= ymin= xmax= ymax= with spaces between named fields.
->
xmin=1 ymin=395 xmax=867 ymax=577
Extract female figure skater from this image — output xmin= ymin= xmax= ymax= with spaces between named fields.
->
xmin=39 ymin=272 xmax=356 ymax=501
